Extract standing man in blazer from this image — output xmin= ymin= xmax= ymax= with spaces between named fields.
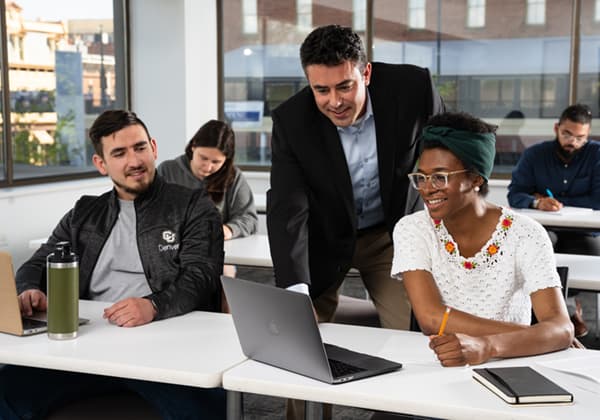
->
xmin=267 ymin=25 xmax=445 ymax=330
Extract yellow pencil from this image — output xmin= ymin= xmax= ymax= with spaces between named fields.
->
xmin=437 ymin=307 xmax=451 ymax=336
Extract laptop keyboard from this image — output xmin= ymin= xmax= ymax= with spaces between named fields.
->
xmin=328 ymin=358 xmax=366 ymax=378
xmin=22 ymin=318 xmax=47 ymax=329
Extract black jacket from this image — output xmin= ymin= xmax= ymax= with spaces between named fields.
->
xmin=267 ymin=63 xmax=444 ymax=298
xmin=16 ymin=174 xmax=224 ymax=318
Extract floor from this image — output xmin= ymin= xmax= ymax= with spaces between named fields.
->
xmin=235 ymin=266 xmax=600 ymax=420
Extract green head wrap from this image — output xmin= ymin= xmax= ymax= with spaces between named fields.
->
xmin=421 ymin=125 xmax=496 ymax=181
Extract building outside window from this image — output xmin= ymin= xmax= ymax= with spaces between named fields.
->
xmin=527 ymin=0 xmax=546 ymax=25
xmin=467 ymin=0 xmax=486 ymax=28
xmin=0 ymin=0 xmax=127 ymax=186
xmin=221 ymin=0 xmax=597 ymax=178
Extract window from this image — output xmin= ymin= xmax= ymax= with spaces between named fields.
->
xmin=595 ymin=0 xmax=600 ymax=22
xmin=297 ymin=0 xmax=312 ymax=29
xmin=527 ymin=0 xmax=545 ymax=25
xmin=353 ymin=0 xmax=367 ymax=31
xmin=222 ymin=1 xmax=359 ymax=167
xmin=243 ymin=0 xmax=258 ymax=34
xmin=1 ymin=0 xmax=128 ymax=186
xmin=467 ymin=0 xmax=485 ymax=28
xmin=221 ymin=1 xmax=595 ymax=178
xmin=408 ymin=0 xmax=426 ymax=29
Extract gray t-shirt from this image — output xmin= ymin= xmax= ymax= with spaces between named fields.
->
xmin=89 ymin=199 xmax=153 ymax=302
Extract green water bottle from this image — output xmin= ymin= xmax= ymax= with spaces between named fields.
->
xmin=47 ymin=241 xmax=79 ymax=340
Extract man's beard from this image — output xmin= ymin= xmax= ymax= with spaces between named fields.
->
xmin=555 ymin=139 xmax=583 ymax=161
xmin=111 ymin=169 xmax=153 ymax=198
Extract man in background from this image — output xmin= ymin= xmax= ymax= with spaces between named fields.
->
xmin=508 ymin=103 xmax=600 ymax=337
xmin=0 ymin=110 xmax=225 ymax=419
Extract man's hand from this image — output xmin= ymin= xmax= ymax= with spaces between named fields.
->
xmin=18 ymin=289 xmax=47 ymax=316
xmin=537 ymin=197 xmax=563 ymax=212
xmin=533 ymin=193 xmax=563 ymax=212
xmin=103 ymin=297 xmax=156 ymax=327
xmin=429 ymin=333 xmax=492 ymax=367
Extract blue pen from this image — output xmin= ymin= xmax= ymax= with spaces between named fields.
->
xmin=545 ymin=188 xmax=554 ymax=198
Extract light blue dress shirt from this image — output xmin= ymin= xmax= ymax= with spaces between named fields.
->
xmin=336 ymin=92 xmax=384 ymax=230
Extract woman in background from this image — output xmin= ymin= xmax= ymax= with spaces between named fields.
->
xmin=158 ymin=119 xmax=258 ymax=241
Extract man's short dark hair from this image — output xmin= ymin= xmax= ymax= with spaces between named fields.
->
xmin=300 ymin=25 xmax=367 ymax=71
xmin=89 ymin=110 xmax=151 ymax=157
xmin=559 ymin=104 xmax=593 ymax=126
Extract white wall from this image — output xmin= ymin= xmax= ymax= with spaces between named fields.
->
xmin=129 ymin=0 xmax=218 ymax=162
xmin=1 ymin=0 xmax=219 ymax=268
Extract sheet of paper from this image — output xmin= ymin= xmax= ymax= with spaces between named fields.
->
xmin=536 ymin=353 xmax=600 ymax=384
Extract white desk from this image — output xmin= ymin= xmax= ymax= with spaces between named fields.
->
xmin=0 ymin=300 xmax=246 ymax=388
xmin=223 ymin=323 xmax=600 ymax=420
xmin=224 ymin=234 xmax=271 ymax=267
xmin=513 ymin=206 xmax=600 ymax=230
xmin=30 ymin=234 xmax=274 ymax=267
xmin=555 ymin=253 xmax=600 ymax=292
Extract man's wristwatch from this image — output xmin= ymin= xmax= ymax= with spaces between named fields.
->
xmin=531 ymin=198 xmax=540 ymax=209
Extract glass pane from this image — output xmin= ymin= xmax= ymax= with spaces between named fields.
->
xmin=223 ymin=0 xmax=365 ymax=167
xmin=6 ymin=0 xmax=118 ymax=180
xmin=579 ymin=0 xmax=600 ymax=141
xmin=373 ymin=0 xmax=571 ymax=176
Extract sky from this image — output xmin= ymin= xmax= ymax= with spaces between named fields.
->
xmin=14 ymin=0 xmax=113 ymax=21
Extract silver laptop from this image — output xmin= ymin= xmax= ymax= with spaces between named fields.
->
xmin=0 ymin=251 xmax=88 ymax=336
xmin=221 ymin=275 xmax=402 ymax=384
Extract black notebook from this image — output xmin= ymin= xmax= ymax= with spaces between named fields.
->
xmin=472 ymin=366 xmax=573 ymax=405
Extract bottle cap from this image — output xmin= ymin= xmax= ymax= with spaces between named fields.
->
xmin=47 ymin=241 xmax=78 ymax=264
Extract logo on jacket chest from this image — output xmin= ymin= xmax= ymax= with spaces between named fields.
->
xmin=158 ymin=229 xmax=179 ymax=252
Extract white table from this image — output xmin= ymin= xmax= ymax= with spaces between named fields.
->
xmin=30 ymin=234 xmax=275 ymax=268
xmin=224 ymin=234 xmax=271 ymax=267
xmin=555 ymin=253 xmax=600 ymax=292
xmin=513 ymin=206 xmax=600 ymax=230
xmin=223 ymin=323 xmax=600 ymax=420
xmin=0 ymin=300 xmax=246 ymax=388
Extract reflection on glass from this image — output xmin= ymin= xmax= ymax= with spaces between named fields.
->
xmin=223 ymin=0 xmax=365 ymax=167
xmin=6 ymin=0 xmax=116 ymax=180
xmin=373 ymin=0 xmax=571 ymax=175
xmin=221 ymin=1 xmax=592 ymax=177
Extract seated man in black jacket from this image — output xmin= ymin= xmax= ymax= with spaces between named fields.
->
xmin=0 ymin=110 xmax=225 ymax=420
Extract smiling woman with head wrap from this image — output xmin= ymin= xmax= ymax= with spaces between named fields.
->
xmin=389 ymin=111 xmax=574 ymax=369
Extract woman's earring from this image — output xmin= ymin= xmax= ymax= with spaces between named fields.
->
xmin=474 ymin=186 xmax=480 ymax=193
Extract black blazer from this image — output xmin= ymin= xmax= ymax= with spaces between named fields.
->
xmin=267 ymin=63 xmax=444 ymax=298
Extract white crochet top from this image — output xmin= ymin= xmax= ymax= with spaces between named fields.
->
xmin=392 ymin=207 xmax=560 ymax=325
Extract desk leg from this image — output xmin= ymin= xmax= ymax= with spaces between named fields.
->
xmin=304 ymin=401 xmax=323 ymax=420
xmin=227 ymin=390 xmax=243 ymax=420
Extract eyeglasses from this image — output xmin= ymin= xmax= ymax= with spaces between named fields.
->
xmin=407 ymin=169 xmax=469 ymax=190
xmin=559 ymin=130 xmax=587 ymax=144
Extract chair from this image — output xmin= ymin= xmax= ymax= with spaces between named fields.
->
xmin=47 ymin=391 xmax=161 ymax=420
xmin=557 ymin=266 xmax=569 ymax=299
xmin=333 ymin=294 xmax=381 ymax=328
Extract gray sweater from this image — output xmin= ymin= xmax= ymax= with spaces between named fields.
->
xmin=157 ymin=155 xmax=258 ymax=238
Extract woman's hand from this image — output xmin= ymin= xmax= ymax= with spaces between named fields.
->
xmin=223 ymin=225 xmax=233 ymax=240
xmin=429 ymin=333 xmax=493 ymax=367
